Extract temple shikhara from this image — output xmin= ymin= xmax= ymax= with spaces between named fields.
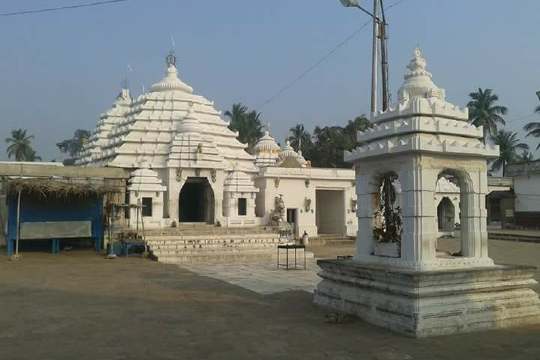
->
xmin=76 ymin=52 xmax=357 ymax=238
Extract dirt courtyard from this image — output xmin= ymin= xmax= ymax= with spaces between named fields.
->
xmin=1 ymin=240 xmax=540 ymax=360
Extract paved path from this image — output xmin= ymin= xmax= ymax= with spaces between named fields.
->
xmin=183 ymin=260 xmax=320 ymax=295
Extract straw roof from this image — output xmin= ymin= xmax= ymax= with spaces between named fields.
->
xmin=5 ymin=178 xmax=122 ymax=199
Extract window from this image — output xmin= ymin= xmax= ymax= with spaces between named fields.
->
xmin=238 ymin=198 xmax=247 ymax=216
xmin=142 ymin=197 xmax=153 ymax=217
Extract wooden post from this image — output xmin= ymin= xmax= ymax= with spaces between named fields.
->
xmin=141 ymin=206 xmax=148 ymax=256
xmin=14 ymin=190 xmax=21 ymax=259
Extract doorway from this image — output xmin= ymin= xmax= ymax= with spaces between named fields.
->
xmin=316 ymin=190 xmax=345 ymax=234
xmin=179 ymin=177 xmax=214 ymax=223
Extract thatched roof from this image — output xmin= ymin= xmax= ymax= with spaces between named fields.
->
xmin=5 ymin=178 xmax=122 ymax=198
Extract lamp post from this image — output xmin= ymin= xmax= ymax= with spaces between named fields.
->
xmin=339 ymin=0 xmax=390 ymax=116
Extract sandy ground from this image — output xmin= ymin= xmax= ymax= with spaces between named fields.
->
xmin=1 ymin=240 xmax=540 ymax=360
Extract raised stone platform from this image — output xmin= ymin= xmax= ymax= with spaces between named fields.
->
xmin=145 ymin=225 xmax=285 ymax=264
xmin=314 ymin=259 xmax=540 ymax=337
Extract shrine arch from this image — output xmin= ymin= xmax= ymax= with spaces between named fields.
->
xmin=179 ymin=177 xmax=215 ymax=223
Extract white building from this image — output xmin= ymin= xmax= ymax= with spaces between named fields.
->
xmin=77 ymin=52 xmax=357 ymax=238
xmin=506 ymin=160 xmax=540 ymax=227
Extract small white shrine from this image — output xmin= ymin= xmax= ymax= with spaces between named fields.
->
xmin=314 ymin=48 xmax=540 ymax=337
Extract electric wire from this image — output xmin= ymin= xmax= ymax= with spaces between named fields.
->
xmin=257 ymin=0 xmax=409 ymax=110
xmin=0 ymin=0 xmax=129 ymax=17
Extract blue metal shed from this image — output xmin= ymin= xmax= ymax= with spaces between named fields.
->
xmin=0 ymin=164 xmax=128 ymax=258
xmin=6 ymin=191 xmax=104 ymax=255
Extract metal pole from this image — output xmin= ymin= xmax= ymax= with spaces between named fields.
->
xmin=141 ymin=205 xmax=147 ymax=256
xmin=136 ymin=201 xmax=140 ymax=235
xmin=379 ymin=0 xmax=390 ymax=111
xmin=15 ymin=190 xmax=21 ymax=258
xmin=370 ymin=0 xmax=379 ymax=118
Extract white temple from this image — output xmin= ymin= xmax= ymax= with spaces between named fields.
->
xmin=77 ymin=52 xmax=357 ymax=237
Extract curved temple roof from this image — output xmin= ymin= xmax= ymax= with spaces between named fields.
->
xmin=77 ymin=53 xmax=256 ymax=173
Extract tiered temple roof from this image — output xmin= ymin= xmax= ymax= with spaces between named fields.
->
xmin=78 ymin=53 xmax=256 ymax=173
xmin=77 ymin=88 xmax=132 ymax=166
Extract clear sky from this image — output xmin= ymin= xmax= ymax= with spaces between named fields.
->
xmin=1 ymin=0 xmax=539 ymax=161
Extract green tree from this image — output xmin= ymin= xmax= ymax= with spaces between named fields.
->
xmin=467 ymin=88 xmax=507 ymax=141
xmin=56 ymin=129 xmax=90 ymax=158
xmin=287 ymin=124 xmax=313 ymax=156
xmin=5 ymin=129 xmax=40 ymax=161
xmin=523 ymin=100 xmax=540 ymax=150
xmin=343 ymin=115 xmax=371 ymax=148
xmin=491 ymin=130 xmax=529 ymax=176
xmin=311 ymin=126 xmax=347 ymax=168
xmin=225 ymin=103 xmax=263 ymax=154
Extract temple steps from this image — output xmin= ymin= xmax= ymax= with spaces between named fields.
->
xmin=144 ymin=224 xmax=276 ymax=237
xmin=309 ymin=234 xmax=356 ymax=247
xmin=488 ymin=231 xmax=540 ymax=243
xmin=146 ymin=229 xmax=281 ymax=264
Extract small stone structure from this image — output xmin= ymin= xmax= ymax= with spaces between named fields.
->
xmin=314 ymin=48 xmax=540 ymax=337
xmin=223 ymin=169 xmax=259 ymax=227
xmin=127 ymin=166 xmax=167 ymax=228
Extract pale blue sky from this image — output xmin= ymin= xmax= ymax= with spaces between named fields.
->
xmin=1 ymin=0 xmax=539 ymax=160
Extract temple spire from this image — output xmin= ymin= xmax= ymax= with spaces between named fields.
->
xmin=398 ymin=47 xmax=445 ymax=102
xmin=166 ymin=50 xmax=176 ymax=68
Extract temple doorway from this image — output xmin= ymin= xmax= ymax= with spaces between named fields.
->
xmin=316 ymin=189 xmax=345 ymax=235
xmin=179 ymin=177 xmax=214 ymax=223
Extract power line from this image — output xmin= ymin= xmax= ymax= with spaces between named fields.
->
xmin=0 ymin=0 xmax=129 ymax=17
xmin=258 ymin=20 xmax=371 ymax=110
xmin=257 ymin=0 xmax=409 ymax=110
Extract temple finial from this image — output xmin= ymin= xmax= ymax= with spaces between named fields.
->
xmin=166 ymin=50 xmax=176 ymax=67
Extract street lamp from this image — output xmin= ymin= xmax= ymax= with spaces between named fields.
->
xmin=339 ymin=0 xmax=390 ymax=116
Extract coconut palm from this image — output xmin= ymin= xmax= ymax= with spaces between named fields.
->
xmin=516 ymin=149 xmax=535 ymax=163
xmin=56 ymin=129 xmax=90 ymax=158
xmin=491 ymin=130 xmax=529 ymax=176
xmin=287 ymin=124 xmax=312 ymax=155
xmin=5 ymin=129 xmax=40 ymax=161
xmin=467 ymin=88 xmax=507 ymax=142
xmin=523 ymin=101 xmax=540 ymax=150
xmin=225 ymin=103 xmax=263 ymax=153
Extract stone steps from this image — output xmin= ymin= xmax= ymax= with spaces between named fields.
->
xmin=488 ymin=232 xmax=540 ymax=243
xmin=144 ymin=225 xmax=276 ymax=237
xmin=309 ymin=234 xmax=355 ymax=247
xmin=147 ymin=231 xmax=281 ymax=264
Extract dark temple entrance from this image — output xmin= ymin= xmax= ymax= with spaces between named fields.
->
xmin=179 ymin=177 xmax=215 ymax=223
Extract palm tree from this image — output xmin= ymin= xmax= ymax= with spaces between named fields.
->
xmin=225 ymin=103 xmax=263 ymax=153
xmin=467 ymin=88 xmax=507 ymax=142
xmin=517 ymin=149 xmax=535 ymax=163
xmin=491 ymin=130 xmax=529 ymax=176
xmin=5 ymin=129 xmax=40 ymax=161
xmin=56 ymin=129 xmax=90 ymax=158
xmin=287 ymin=124 xmax=312 ymax=155
xmin=523 ymin=100 xmax=540 ymax=150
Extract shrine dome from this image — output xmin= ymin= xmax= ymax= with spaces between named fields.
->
xmin=254 ymin=131 xmax=280 ymax=167
xmin=150 ymin=52 xmax=194 ymax=94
